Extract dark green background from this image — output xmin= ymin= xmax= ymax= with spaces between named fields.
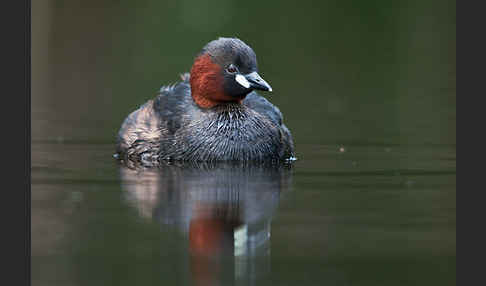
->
xmin=32 ymin=0 xmax=456 ymax=285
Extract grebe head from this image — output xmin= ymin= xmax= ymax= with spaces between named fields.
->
xmin=190 ymin=37 xmax=272 ymax=108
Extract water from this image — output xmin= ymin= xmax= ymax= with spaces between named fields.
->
xmin=31 ymin=141 xmax=455 ymax=286
xmin=32 ymin=1 xmax=455 ymax=285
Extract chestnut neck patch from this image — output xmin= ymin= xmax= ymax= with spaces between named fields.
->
xmin=190 ymin=54 xmax=241 ymax=108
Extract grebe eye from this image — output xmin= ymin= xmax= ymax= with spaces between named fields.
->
xmin=226 ymin=64 xmax=238 ymax=74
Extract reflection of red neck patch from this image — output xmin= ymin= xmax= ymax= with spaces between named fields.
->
xmin=189 ymin=218 xmax=224 ymax=256
xmin=190 ymin=54 xmax=239 ymax=108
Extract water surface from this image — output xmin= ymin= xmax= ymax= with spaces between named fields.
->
xmin=31 ymin=140 xmax=455 ymax=286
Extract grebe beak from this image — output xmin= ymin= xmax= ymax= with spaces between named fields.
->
xmin=244 ymin=72 xmax=272 ymax=92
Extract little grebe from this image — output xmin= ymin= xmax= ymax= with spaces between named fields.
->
xmin=116 ymin=37 xmax=294 ymax=163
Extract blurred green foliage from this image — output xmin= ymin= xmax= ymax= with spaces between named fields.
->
xmin=32 ymin=0 xmax=455 ymax=147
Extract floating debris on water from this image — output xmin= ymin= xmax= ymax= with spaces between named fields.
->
xmin=405 ymin=180 xmax=415 ymax=187
xmin=70 ymin=191 xmax=83 ymax=203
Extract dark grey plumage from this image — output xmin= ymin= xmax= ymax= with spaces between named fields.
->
xmin=116 ymin=74 xmax=294 ymax=165
xmin=201 ymin=37 xmax=258 ymax=75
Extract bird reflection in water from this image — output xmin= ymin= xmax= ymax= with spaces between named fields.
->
xmin=119 ymin=161 xmax=293 ymax=286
